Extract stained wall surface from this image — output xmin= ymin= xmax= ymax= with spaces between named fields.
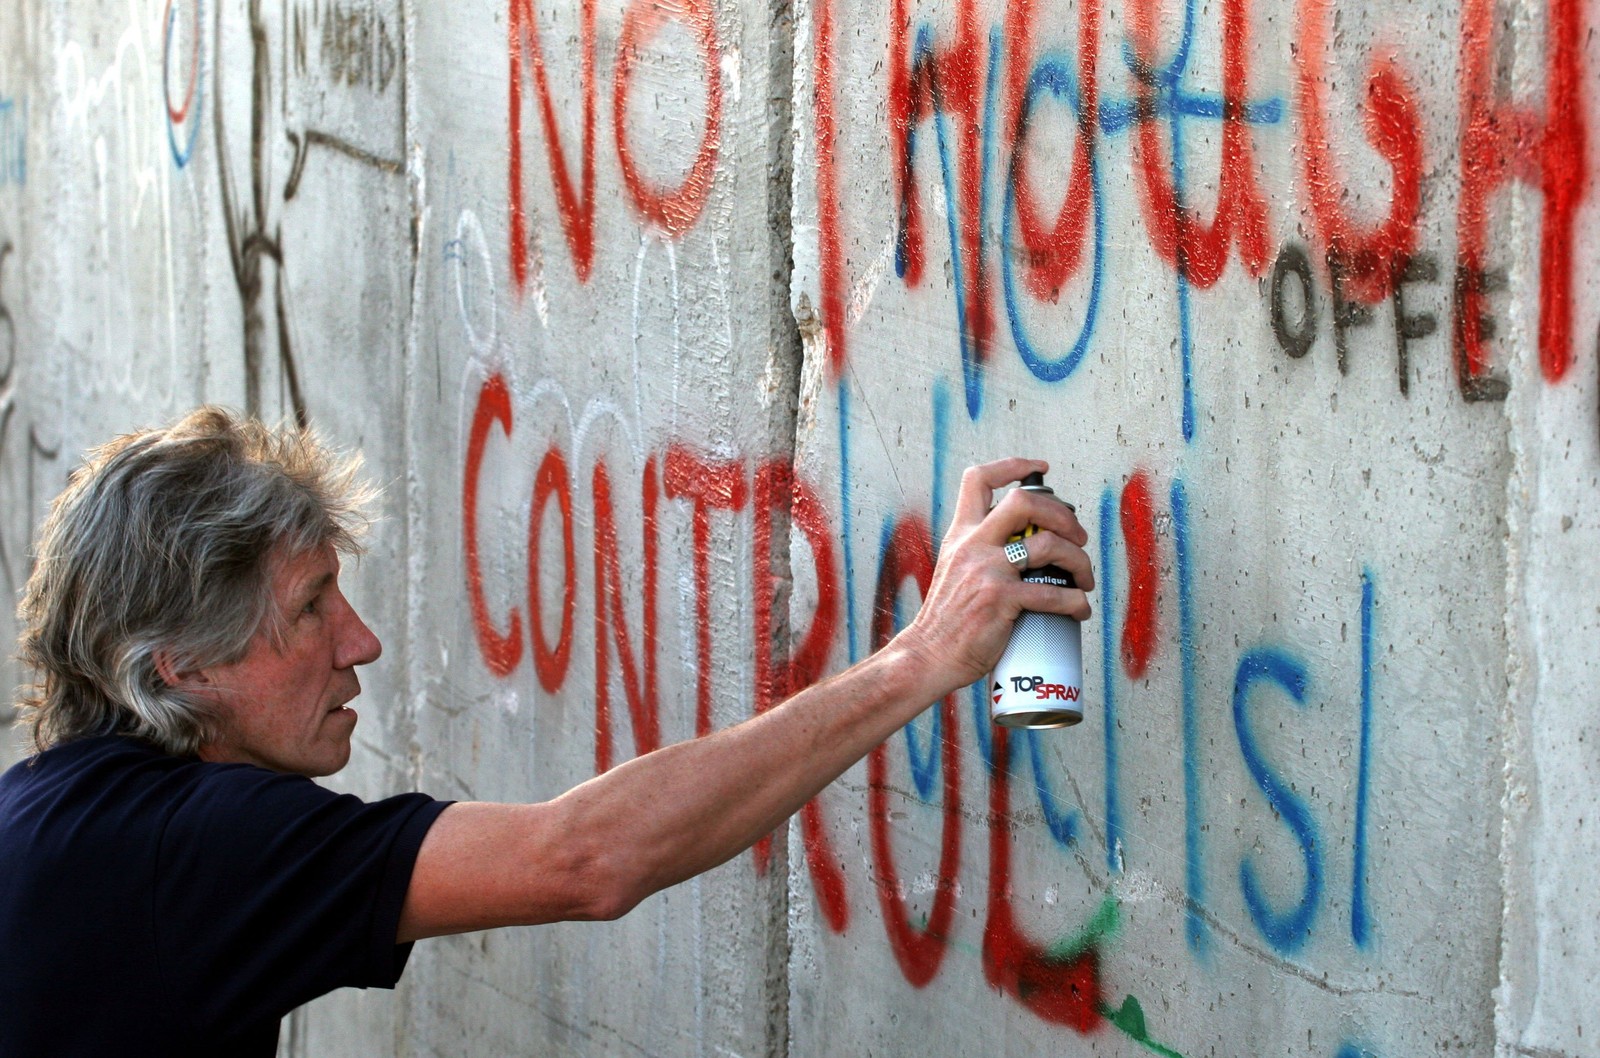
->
xmin=0 ymin=2 xmax=1595 ymax=1057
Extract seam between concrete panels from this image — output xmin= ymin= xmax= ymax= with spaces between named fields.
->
xmin=765 ymin=0 xmax=801 ymax=1051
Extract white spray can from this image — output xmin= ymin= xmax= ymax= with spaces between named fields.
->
xmin=989 ymin=472 xmax=1084 ymax=728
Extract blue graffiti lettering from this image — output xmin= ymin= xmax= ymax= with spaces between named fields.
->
xmin=1099 ymin=487 xmax=1122 ymax=872
xmin=895 ymin=0 xmax=1284 ymax=440
xmin=880 ymin=515 xmax=944 ymax=801
xmin=1233 ymin=647 xmax=1322 ymax=954
xmin=1172 ymin=478 xmax=1206 ymax=954
xmin=162 ymin=1 xmax=206 ymax=169
xmin=1001 ymin=52 xmax=1105 ymax=385
xmin=839 ymin=384 xmax=860 ymax=665
xmin=1352 ymin=570 xmax=1376 ymax=947
xmin=1024 ymin=727 xmax=1080 ymax=846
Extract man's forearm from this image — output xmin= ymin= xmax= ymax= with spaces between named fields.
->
xmin=552 ymin=635 xmax=944 ymax=915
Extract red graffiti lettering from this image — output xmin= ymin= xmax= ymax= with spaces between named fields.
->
xmin=163 ymin=0 xmax=201 ymax=124
xmin=1119 ymin=470 xmax=1158 ymax=679
xmin=461 ymin=420 xmax=1128 ymax=1016
xmin=529 ymin=444 xmax=576 ymax=691
xmin=1456 ymin=0 xmax=1585 ymax=391
xmin=593 ymin=457 xmax=661 ymax=773
xmin=869 ymin=516 xmax=961 ymax=986
xmin=1005 ymin=0 xmax=1099 ymax=302
xmin=1127 ymin=0 xmax=1270 ymax=288
xmin=463 ymin=375 xmax=523 ymax=677
xmin=890 ymin=0 xmax=993 ymax=360
xmin=1296 ymin=0 xmax=1423 ymax=304
xmin=613 ymin=0 xmax=723 ymax=235
xmin=812 ymin=0 xmax=846 ymax=375
xmin=754 ymin=460 xmax=850 ymax=931
xmin=808 ymin=0 xmax=1593 ymax=433
xmin=984 ymin=727 xmax=1102 ymax=1031
xmin=508 ymin=0 xmax=597 ymax=286
xmin=664 ymin=445 xmax=749 ymax=737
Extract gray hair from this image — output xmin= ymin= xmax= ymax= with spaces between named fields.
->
xmin=15 ymin=406 xmax=375 ymax=756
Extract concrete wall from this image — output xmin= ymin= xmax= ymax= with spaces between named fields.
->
xmin=0 ymin=1 xmax=1594 ymax=1056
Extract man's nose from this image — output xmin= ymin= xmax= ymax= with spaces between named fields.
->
xmin=336 ymin=599 xmax=383 ymax=668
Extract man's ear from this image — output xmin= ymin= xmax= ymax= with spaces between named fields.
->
xmin=153 ymin=649 xmax=207 ymax=690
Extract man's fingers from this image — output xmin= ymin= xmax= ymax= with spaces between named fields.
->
xmin=952 ymin=458 xmax=1049 ymax=527
xmin=1018 ymin=583 xmax=1093 ymax=622
xmin=899 ymin=465 xmax=1094 ymax=690
xmin=1016 ymin=532 xmax=1095 ymax=591
xmin=976 ymin=485 xmax=1086 ymax=547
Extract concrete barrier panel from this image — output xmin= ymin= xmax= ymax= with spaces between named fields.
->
xmin=402 ymin=0 xmax=798 ymax=1053
xmin=787 ymin=0 xmax=1580 ymax=1055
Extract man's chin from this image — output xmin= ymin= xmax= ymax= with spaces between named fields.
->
xmin=305 ymin=744 xmax=353 ymax=778
xmin=305 ymin=715 xmax=356 ymax=777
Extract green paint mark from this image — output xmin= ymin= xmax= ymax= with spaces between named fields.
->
xmin=920 ymin=896 xmax=1186 ymax=1058
xmin=1098 ymin=996 xmax=1189 ymax=1058
xmin=917 ymin=896 xmax=1120 ymax=965
xmin=1109 ymin=994 xmax=1147 ymax=1037
xmin=1045 ymin=895 xmax=1121 ymax=961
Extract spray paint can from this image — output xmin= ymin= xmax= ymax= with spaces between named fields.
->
xmin=989 ymin=473 xmax=1084 ymax=729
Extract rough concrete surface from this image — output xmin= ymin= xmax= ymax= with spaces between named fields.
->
xmin=0 ymin=1 xmax=1595 ymax=1055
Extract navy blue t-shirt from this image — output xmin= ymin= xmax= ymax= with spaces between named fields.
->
xmin=0 ymin=734 xmax=450 ymax=1057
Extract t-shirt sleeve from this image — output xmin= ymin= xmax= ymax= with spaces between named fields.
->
xmin=152 ymin=765 xmax=451 ymax=1032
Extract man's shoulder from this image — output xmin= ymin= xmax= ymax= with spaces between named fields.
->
xmin=4 ymin=733 xmax=212 ymax=805
xmin=2 ymin=731 xmax=445 ymax=877
xmin=6 ymin=731 xmax=175 ymax=770
xmin=1 ymin=733 xmax=173 ymax=808
xmin=2 ymin=736 xmax=198 ymax=866
xmin=0 ymin=734 xmax=337 ymax=849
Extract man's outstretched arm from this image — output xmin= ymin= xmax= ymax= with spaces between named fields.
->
xmin=397 ymin=458 xmax=1093 ymax=941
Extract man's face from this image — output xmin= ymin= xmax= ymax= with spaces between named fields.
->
xmin=194 ymin=543 xmax=382 ymax=776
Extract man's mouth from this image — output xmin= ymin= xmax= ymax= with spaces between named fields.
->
xmin=330 ymin=680 xmax=362 ymax=713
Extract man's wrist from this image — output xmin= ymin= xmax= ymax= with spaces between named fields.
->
xmin=871 ymin=629 xmax=966 ymax=715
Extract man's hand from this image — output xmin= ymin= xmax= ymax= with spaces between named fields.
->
xmin=895 ymin=458 xmax=1094 ymax=694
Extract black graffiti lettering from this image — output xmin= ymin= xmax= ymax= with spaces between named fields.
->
xmin=292 ymin=6 xmax=310 ymax=76
xmin=1270 ymin=242 xmax=1317 ymax=360
xmin=0 ymin=409 xmax=60 ymax=599
xmin=0 ymin=240 xmax=14 ymax=387
xmin=27 ymin=425 xmax=60 ymax=498
xmin=24 ymin=423 xmax=60 ymax=567
xmin=1271 ymin=241 xmax=1449 ymax=399
xmin=0 ymin=239 xmax=15 ymax=595
xmin=291 ymin=2 xmax=398 ymax=95
xmin=0 ymin=403 xmax=13 ymax=597
xmin=216 ymin=2 xmax=308 ymax=427
xmin=1452 ymin=263 xmax=1511 ymax=403
xmin=1328 ymin=257 xmax=1374 ymax=376
xmin=1390 ymin=254 xmax=1438 ymax=398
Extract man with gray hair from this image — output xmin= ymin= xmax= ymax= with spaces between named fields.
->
xmin=0 ymin=406 xmax=1093 ymax=1056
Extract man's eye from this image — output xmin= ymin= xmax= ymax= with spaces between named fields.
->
xmin=302 ymin=599 xmax=318 ymax=616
